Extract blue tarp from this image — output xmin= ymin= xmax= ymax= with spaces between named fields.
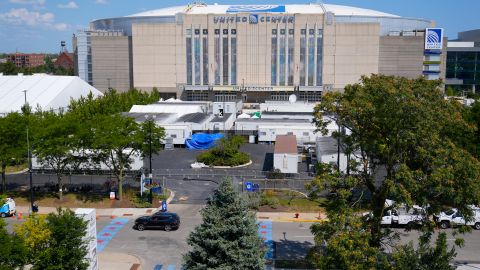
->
xmin=185 ymin=133 xmax=224 ymax=150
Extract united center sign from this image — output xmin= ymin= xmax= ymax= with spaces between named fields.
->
xmin=213 ymin=15 xmax=294 ymax=24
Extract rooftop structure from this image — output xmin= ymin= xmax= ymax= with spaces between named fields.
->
xmin=275 ymin=135 xmax=298 ymax=154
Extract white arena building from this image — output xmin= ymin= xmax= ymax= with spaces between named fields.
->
xmin=74 ymin=3 xmax=445 ymax=102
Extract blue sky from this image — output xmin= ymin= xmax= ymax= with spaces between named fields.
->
xmin=0 ymin=0 xmax=478 ymax=53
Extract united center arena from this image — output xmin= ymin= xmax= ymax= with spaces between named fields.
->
xmin=73 ymin=3 xmax=445 ymax=102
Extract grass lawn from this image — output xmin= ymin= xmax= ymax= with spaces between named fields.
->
xmin=257 ymin=189 xmax=327 ymax=212
xmin=5 ymin=164 xmax=28 ymax=173
xmin=12 ymin=192 xmax=114 ymax=208
xmin=6 ymin=188 xmax=171 ymax=209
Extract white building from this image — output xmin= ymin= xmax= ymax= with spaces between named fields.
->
xmin=0 ymin=74 xmax=102 ymax=116
xmin=274 ymin=135 xmax=299 ymax=174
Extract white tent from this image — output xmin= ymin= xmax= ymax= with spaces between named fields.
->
xmin=0 ymin=74 xmax=102 ymax=115
xmin=237 ymin=113 xmax=251 ymax=119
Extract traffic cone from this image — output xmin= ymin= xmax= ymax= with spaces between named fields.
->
xmin=17 ymin=212 xmax=22 ymax=220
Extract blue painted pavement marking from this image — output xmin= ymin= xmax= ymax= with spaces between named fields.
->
xmin=96 ymin=217 xmax=129 ymax=252
xmin=258 ymin=221 xmax=274 ymax=260
xmin=153 ymin=264 xmax=177 ymax=270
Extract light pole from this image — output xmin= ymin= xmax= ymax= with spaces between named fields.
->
xmin=144 ymin=114 xmax=157 ymax=176
xmin=22 ymin=90 xmax=34 ymax=212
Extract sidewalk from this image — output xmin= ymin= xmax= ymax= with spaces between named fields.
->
xmin=98 ymin=252 xmax=141 ymax=270
xmin=256 ymin=211 xmax=326 ymax=222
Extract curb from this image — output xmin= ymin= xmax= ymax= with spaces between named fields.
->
xmin=271 ymin=218 xmax=324 ymax=223
xmin=211 ymin=160 xmax=253 ymax=169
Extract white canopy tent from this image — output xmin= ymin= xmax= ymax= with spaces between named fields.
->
xmin=0 ymin=74 xmax=102 ymax=115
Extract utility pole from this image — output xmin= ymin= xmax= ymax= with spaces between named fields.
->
xmin=23 ymin=90 xmax=34 ymax=212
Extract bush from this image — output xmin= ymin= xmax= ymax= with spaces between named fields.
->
xmin=260 ymin=195 xmax=279 ymax=209
xmin=196 ymin=136 xmax=250 ymax=166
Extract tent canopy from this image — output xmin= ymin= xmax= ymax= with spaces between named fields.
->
xmin=0 ymin=74 xmax=102 ymax=115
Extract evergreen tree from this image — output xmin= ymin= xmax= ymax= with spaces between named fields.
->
xmin=184 ymin=179 xmax=266 ymax=270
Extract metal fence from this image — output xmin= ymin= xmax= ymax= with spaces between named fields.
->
xmin=152 ymin=168 xmax=313 ymax=180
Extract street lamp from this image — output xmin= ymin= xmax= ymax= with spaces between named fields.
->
xmin=144 ymin=115 xmax=157 ymax=176
xmin=22 ymin=90 xmax=34 ymax=212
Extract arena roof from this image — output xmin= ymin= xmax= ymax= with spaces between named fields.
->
xmin=127 ymin=4 xmax=399 ymax=18
xmin=0 ymin=74 xmax=102 ymax=115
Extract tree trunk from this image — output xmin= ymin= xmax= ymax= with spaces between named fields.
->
xmin=57 ymin=174 xmax=63 ymax=200
xmin=118 ymin=169 xmax=123 ymax=201
xmin=369 ymin=184 xmax=389 ymax=248
xmin=1 ymin=164 xmax=6 ymax=194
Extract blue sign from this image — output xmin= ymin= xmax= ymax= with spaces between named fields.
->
xmin=249 ymin=14 xmax=258 ymax=24
xmin=425 ymin=28 xmax=443 ymax=50
xmin=246 ymin=182 xmax=253 ymax=192
xmin=161 ymin=201 xmax=167 ymax=212
xmin=227 ymin=5 xmax=286 ymax=13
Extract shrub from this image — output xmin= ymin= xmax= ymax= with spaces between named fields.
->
xmin=260 ymin=195 xmax=279 ymax=209
xmin=196 ymin=136 xmax=250 ymax=166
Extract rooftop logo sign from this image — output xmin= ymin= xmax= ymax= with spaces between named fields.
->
xmin=425 ymin=28 xmax=443 ymax=50
xmin=213 ymin=15 xmax=294 ymax=24
xmin=249 ymin=14 xmax=259 ymax=24
xmin=226 ymin=5 xmax=286 ymax=13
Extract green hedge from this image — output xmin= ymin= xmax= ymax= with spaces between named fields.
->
xmin=196 ymin=135 xmax=250 ymax=166
xmin=197 ymin=150 xmax=250 ymax=166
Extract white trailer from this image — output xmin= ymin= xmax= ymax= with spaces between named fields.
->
xmin=273 ymin=135 xmax=299 ymax=174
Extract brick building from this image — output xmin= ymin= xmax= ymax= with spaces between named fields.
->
xmin=7 ymin=53 xmax=45 ymax=68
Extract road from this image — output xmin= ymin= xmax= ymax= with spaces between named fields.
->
xmin=5 ymin=207 xmax=480 ymax=269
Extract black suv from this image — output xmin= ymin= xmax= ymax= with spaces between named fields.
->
xmin=134 ymin=212 xmax=180 ymax=231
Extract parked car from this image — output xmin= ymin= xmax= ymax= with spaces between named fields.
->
xmin=134 ymin=212 xmax=180 ymax=231
xmin=434 ymin=206 xmax=480 ymax=230
xmin=0 ymin=198 xmax=16 ymax=218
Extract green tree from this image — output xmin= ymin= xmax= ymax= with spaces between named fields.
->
xmin=0 ymin=61 xmax=17 ymax=75
xmin=90 ymin=114 xmax=164 ymax=200
xmin=0 ymin=219 xmax=27 ymax=269
xmin=33 ymin=208 xmax=88 ymax=270
xmin=184 ymin=179 xmax=266 ymax=270
xmin=32 ymin=111 xmax=80 ymax=199
xmin=14 ymin=213 xmax=51 ymax=264
xmin=393 ymin=232 xmax=457 ymax=270
xmin=0 ymin=112 xmax=26 ymax=193
xmin=308 ymin=75 xmax=480 ymax=267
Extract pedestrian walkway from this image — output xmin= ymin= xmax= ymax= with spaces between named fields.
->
xmin=96 ymin=217 xmax=129 ymax=252
xmin=258 ymin=220 xmax=274 ymax=260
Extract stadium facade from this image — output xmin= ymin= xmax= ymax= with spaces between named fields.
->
xmin=73 ymin=3 xmax=446 ymax=102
